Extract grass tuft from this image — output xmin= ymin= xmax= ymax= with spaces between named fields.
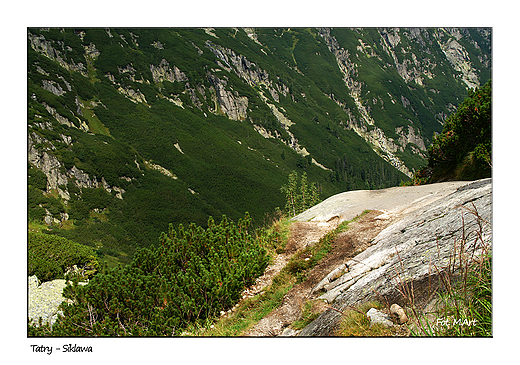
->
xmin=292 ymin=300 xmax=321 ymax=330
xmin=397 ymin=203 xmax=492 ymax=336
xmin=335 ymin=301 xmax=396 ymax=337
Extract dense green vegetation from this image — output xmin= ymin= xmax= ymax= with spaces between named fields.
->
xmin=28 ymin=232 xmax=99 ymax=282
xmin=176 ymin=211 xmax=362 ymax=336
xmin=409 ymin=81 xmax=492 ymax=184
xmin=29 ymin=213 xmax=269 ymax=336
xmin=27 ymin=27 xmax=491 ymax=338
xmin=428 ymin=80 xmax=492 ymax=181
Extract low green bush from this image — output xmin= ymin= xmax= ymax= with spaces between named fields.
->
xmin=426 ymin=81 xmax=492 ymax=182
xmin=31 ymin=213 xmax=269 ymax=336
xmin=28 ymin=232 xmax=100 ymax=282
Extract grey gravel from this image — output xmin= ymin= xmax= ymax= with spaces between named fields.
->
xmin=28 ymin=275 xmax=69 ymax=327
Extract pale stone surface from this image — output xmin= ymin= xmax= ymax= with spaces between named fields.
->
xmin=293 ymin=180 xmax=469 ymax=223
xmin=28 ymin=276 xmax=68 ymax=327
xmin=299 ymin=179 xmax=491 ymax=336
xmin=29 ymin=275 xmax=89 ymax=327
xmin=367 ymin=308 xmax=393 ymax=327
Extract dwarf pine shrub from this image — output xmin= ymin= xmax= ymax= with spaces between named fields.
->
xmin=28 ymin=232 xmax=99 ymax=282
xmin=30 ymin=213 xmax=269 ymax=336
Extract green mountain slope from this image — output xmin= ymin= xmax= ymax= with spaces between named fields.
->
xmin=27 ymin=27 xmax=491 ymax=265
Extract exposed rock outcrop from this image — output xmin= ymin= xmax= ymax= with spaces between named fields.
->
xmin=117 ymin=85 xmax=148 ymax=104
xmin=29 ymin=275 xmax=88 ymax=327
xmin=298 ymin=179 xmax=491 ymax=336
xmin=316 ymin=27 xmax=489 ymax=177
xmin=379 ymin=28 xmax=436 ymax=86
xmin=317 ymin=28 xmax=414 ymax=177
xmin=28 ymin=32 xmax=88 ymax=77
xmin=204 ymin=40 xmax=292 ymax=125
xmin=28 ymin=133 xmax=69 ymax=200
xmin=143 ymin=160 xmax=178 ymax=180
xmin=205 ymin=40 xmax=271 ymax=89
xmin=28 ymin=132 xmax=127 ymax=211
xmin=42 ymin=79 xmax=66 ymax=96
xmin=396 ymin=125 xmax=427 ymax=152
xmin=207 ymin=73 xmax=248 ymax=121
xmin=39 ymin=101 xmax=88 ymax=131
xmin=436 ymin=29 xmax=481 ymax=90
xmin=243 ymin=28 xmax=264 ymax=47
xmin=294 ymin=180 xmax=469 ymax=223
xmin=84 ymin=42 xmax=100 ymax=59
xmin=150 ymin=59 xmax=188 ymax=84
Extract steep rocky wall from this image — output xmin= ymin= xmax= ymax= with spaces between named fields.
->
xmin=298 ymin=178 xmax=491 ymax=336
xmin=28 ymin=32 xmax=88 ymax=76
xmin=316 ymin=27 xmax=490 ymax=178
xmin=317 ymin=28 xmax=416 ymax=177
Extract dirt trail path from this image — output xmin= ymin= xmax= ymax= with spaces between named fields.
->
xmin=233 ymin=182 xmax=471 ymax=336
xmin=238 ymin=219 xmax=338 ymax=303
xmin=243 ymin=210 xmax=394 ymax=336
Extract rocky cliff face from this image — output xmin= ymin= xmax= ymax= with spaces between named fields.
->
xmin=206 ymin=72 xmax=249 ymax=121
xmin=28 ymin=132 xmax=69 ymax=199
xmin=29 ymin=32 xmax=88 ymax=76
xmin=150 ymin=59 xmax=188 ymax=84
xmin=317 ymin=27 xmax=490 ymax=177
xmin=317 ymin=28 xmax=411 ymax=175
xmin=436 ymin=28 xmax=489 ymax=90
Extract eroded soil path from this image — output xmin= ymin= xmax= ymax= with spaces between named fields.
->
xmin=242 ymin=210 xmax=395 ymax=336
xmin=238 ymin=219 xmax=338 ymax=303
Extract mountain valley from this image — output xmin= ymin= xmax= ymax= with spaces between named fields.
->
xmin=27 ymin=27 xmax=491 ymax=264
